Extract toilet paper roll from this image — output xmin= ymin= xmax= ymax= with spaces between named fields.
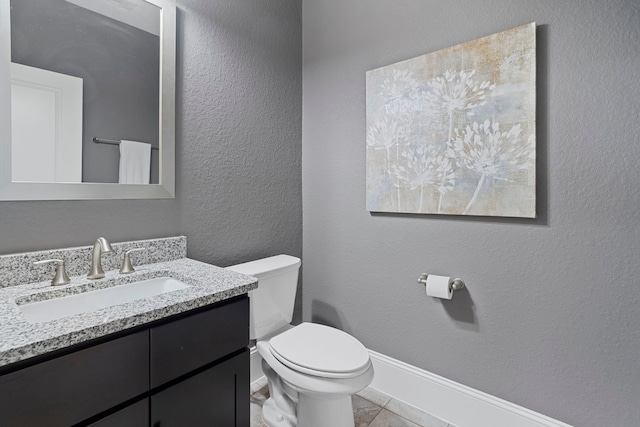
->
xmin=425 ymin=274 xmax=453 ymax=299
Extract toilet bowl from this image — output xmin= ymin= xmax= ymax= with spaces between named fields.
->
xmin=226 ymin=255 xmax=373 ymax=427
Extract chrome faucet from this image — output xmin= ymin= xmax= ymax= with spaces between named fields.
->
xmin=87 ymin=237 xmax=114 ymax=279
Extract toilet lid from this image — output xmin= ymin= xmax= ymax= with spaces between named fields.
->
xmin=269 ymin=323 xmax=370 ymax=377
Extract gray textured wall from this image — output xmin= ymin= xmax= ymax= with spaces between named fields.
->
xmin=177 ymin=0 xmax=302 ymax=321
xmin=302 ymin=1 xmax=640 ymax=426
xmin=176 ymin=0 xmax=302 ymax=265
xmin=176 ymin=0 xmax=302 ymax=319
xmin=11 ymin=0 xmax=160 ymax=183
xmin=0 ymin=0 xmax=303 ymax=328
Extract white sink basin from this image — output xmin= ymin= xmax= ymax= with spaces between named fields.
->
xmin=18 ymin=277 xmax=190 ymax=324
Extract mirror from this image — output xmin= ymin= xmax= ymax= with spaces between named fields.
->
xmin=0 ymin=0 xmax=175 ymax=200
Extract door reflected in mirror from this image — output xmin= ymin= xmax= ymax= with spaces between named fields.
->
xmin=10 ymin=0 xmax=160 ymax=184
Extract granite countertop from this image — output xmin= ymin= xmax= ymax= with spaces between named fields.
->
xmin=0 ymin=257 xmax=257 ymax=368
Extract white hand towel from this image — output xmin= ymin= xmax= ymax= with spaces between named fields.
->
xmin=119 ymin=140 xmax=151 ymax=184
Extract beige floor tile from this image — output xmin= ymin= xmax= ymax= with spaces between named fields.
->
xmin=250 ymin=402 xmax=268 ymax=427
xmin=368 ymin=408 xmax=421 ymax=427
xmin=352 ymin=394 xmax=383 ymax=426
xmin=357 ymin=386 xmax=393 ymax=407
xmin=250 ymin=384 xmax=451 ymax=427
xmin=251 ymin=385 xmax=270 ymax=406
xmin=250 ymin=386 xmax=270 ymax=427
xmin=384 ymin=398 xmax=448 ymax=427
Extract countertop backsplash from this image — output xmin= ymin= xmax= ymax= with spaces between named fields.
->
xmin=0 ymin=236 xmax=187 ymax=288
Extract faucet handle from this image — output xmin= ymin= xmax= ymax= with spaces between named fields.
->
xmin=34 ymin=259 xmax=71 ymax=286
xmin=120 ymin=248 xmax=146 ymax=274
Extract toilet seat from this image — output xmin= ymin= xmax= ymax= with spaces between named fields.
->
xmin=268 ymin=322 xmax=371 ymax=379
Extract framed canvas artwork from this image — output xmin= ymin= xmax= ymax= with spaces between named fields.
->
xmin=366 ymin=23 xmax=536 ymax=217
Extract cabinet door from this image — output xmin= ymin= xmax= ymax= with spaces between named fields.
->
xmin=0 ymin=331 xmax=148 ymax=427
xmin=150 ymin=296 xmax=249 ymax=388
xmin=151 ymin=350 xmax=249 ymax=427
xmin=88 ymin=399 xmax=149 ymax=427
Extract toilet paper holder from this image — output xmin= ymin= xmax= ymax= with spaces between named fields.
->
xmin=417 ymin=273 xmax=465 ymax=292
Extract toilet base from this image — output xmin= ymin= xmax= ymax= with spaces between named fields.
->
xmin=261 ymin=393 xmax=356 ymax=427
xmin=262 ymin=396 xmax=296 ymax=427
xmin=262 ymin=359 xmax=297 ymax=427
xmin=258 ymin=340 xmax=373 ymax=427
xmin=297 ymin=394 xmax=355 ymax=427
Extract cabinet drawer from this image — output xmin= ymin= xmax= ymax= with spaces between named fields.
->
xmin=88 ymin=398 xmax=149 ymax=427
xmin=150 ymin=296 xmax=248 ymax=388
xmin=0 ymin=331 xmax=149 ymax=427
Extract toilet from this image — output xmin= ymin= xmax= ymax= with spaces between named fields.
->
xmin=226 ymin=255 xmax=374 ymax=427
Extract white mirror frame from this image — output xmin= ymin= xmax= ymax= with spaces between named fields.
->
xmin=0 ymin=0 xmax=175 ymax=200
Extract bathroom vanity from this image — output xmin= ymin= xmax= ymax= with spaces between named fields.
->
xmin=0 ymin=236 xmax=257 ymax=427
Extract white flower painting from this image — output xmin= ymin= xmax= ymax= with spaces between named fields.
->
xmin=366 ymin=23 xmax=536 ymax=217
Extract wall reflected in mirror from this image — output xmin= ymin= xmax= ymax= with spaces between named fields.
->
xmin=10 ymin=0 xmax=160 ymax=184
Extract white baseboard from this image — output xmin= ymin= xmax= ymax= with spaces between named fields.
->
xmin=368 ymin=350 xmax=573 ymax=427
xmin=250 ymin=347 xmax=573 ymax=427
xmin=250 ymin=345 xmax=265 ymax=385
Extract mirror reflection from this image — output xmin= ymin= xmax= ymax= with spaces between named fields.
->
xmin=10 ymin=0 xmax=160 ymax=184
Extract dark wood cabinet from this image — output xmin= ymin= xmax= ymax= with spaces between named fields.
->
xmin=150 ymin=294 xmax=249 ymax=388
xmin=0 ymin=331 xmax=148 ymax=427
xmin=88 ymin=399 xmax=149 ymax=427
xmin=151 ymin=350 xmax=249 ymax=427
xmin=0 ymin=295 xmax=249 ymax=427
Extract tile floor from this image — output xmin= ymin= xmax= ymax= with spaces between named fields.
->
xmin=250 ymin=379 xmax=456 ymax=427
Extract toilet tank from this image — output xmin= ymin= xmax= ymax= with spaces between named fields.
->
xmin=225 ymin=255 xmax=301 ymax=340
